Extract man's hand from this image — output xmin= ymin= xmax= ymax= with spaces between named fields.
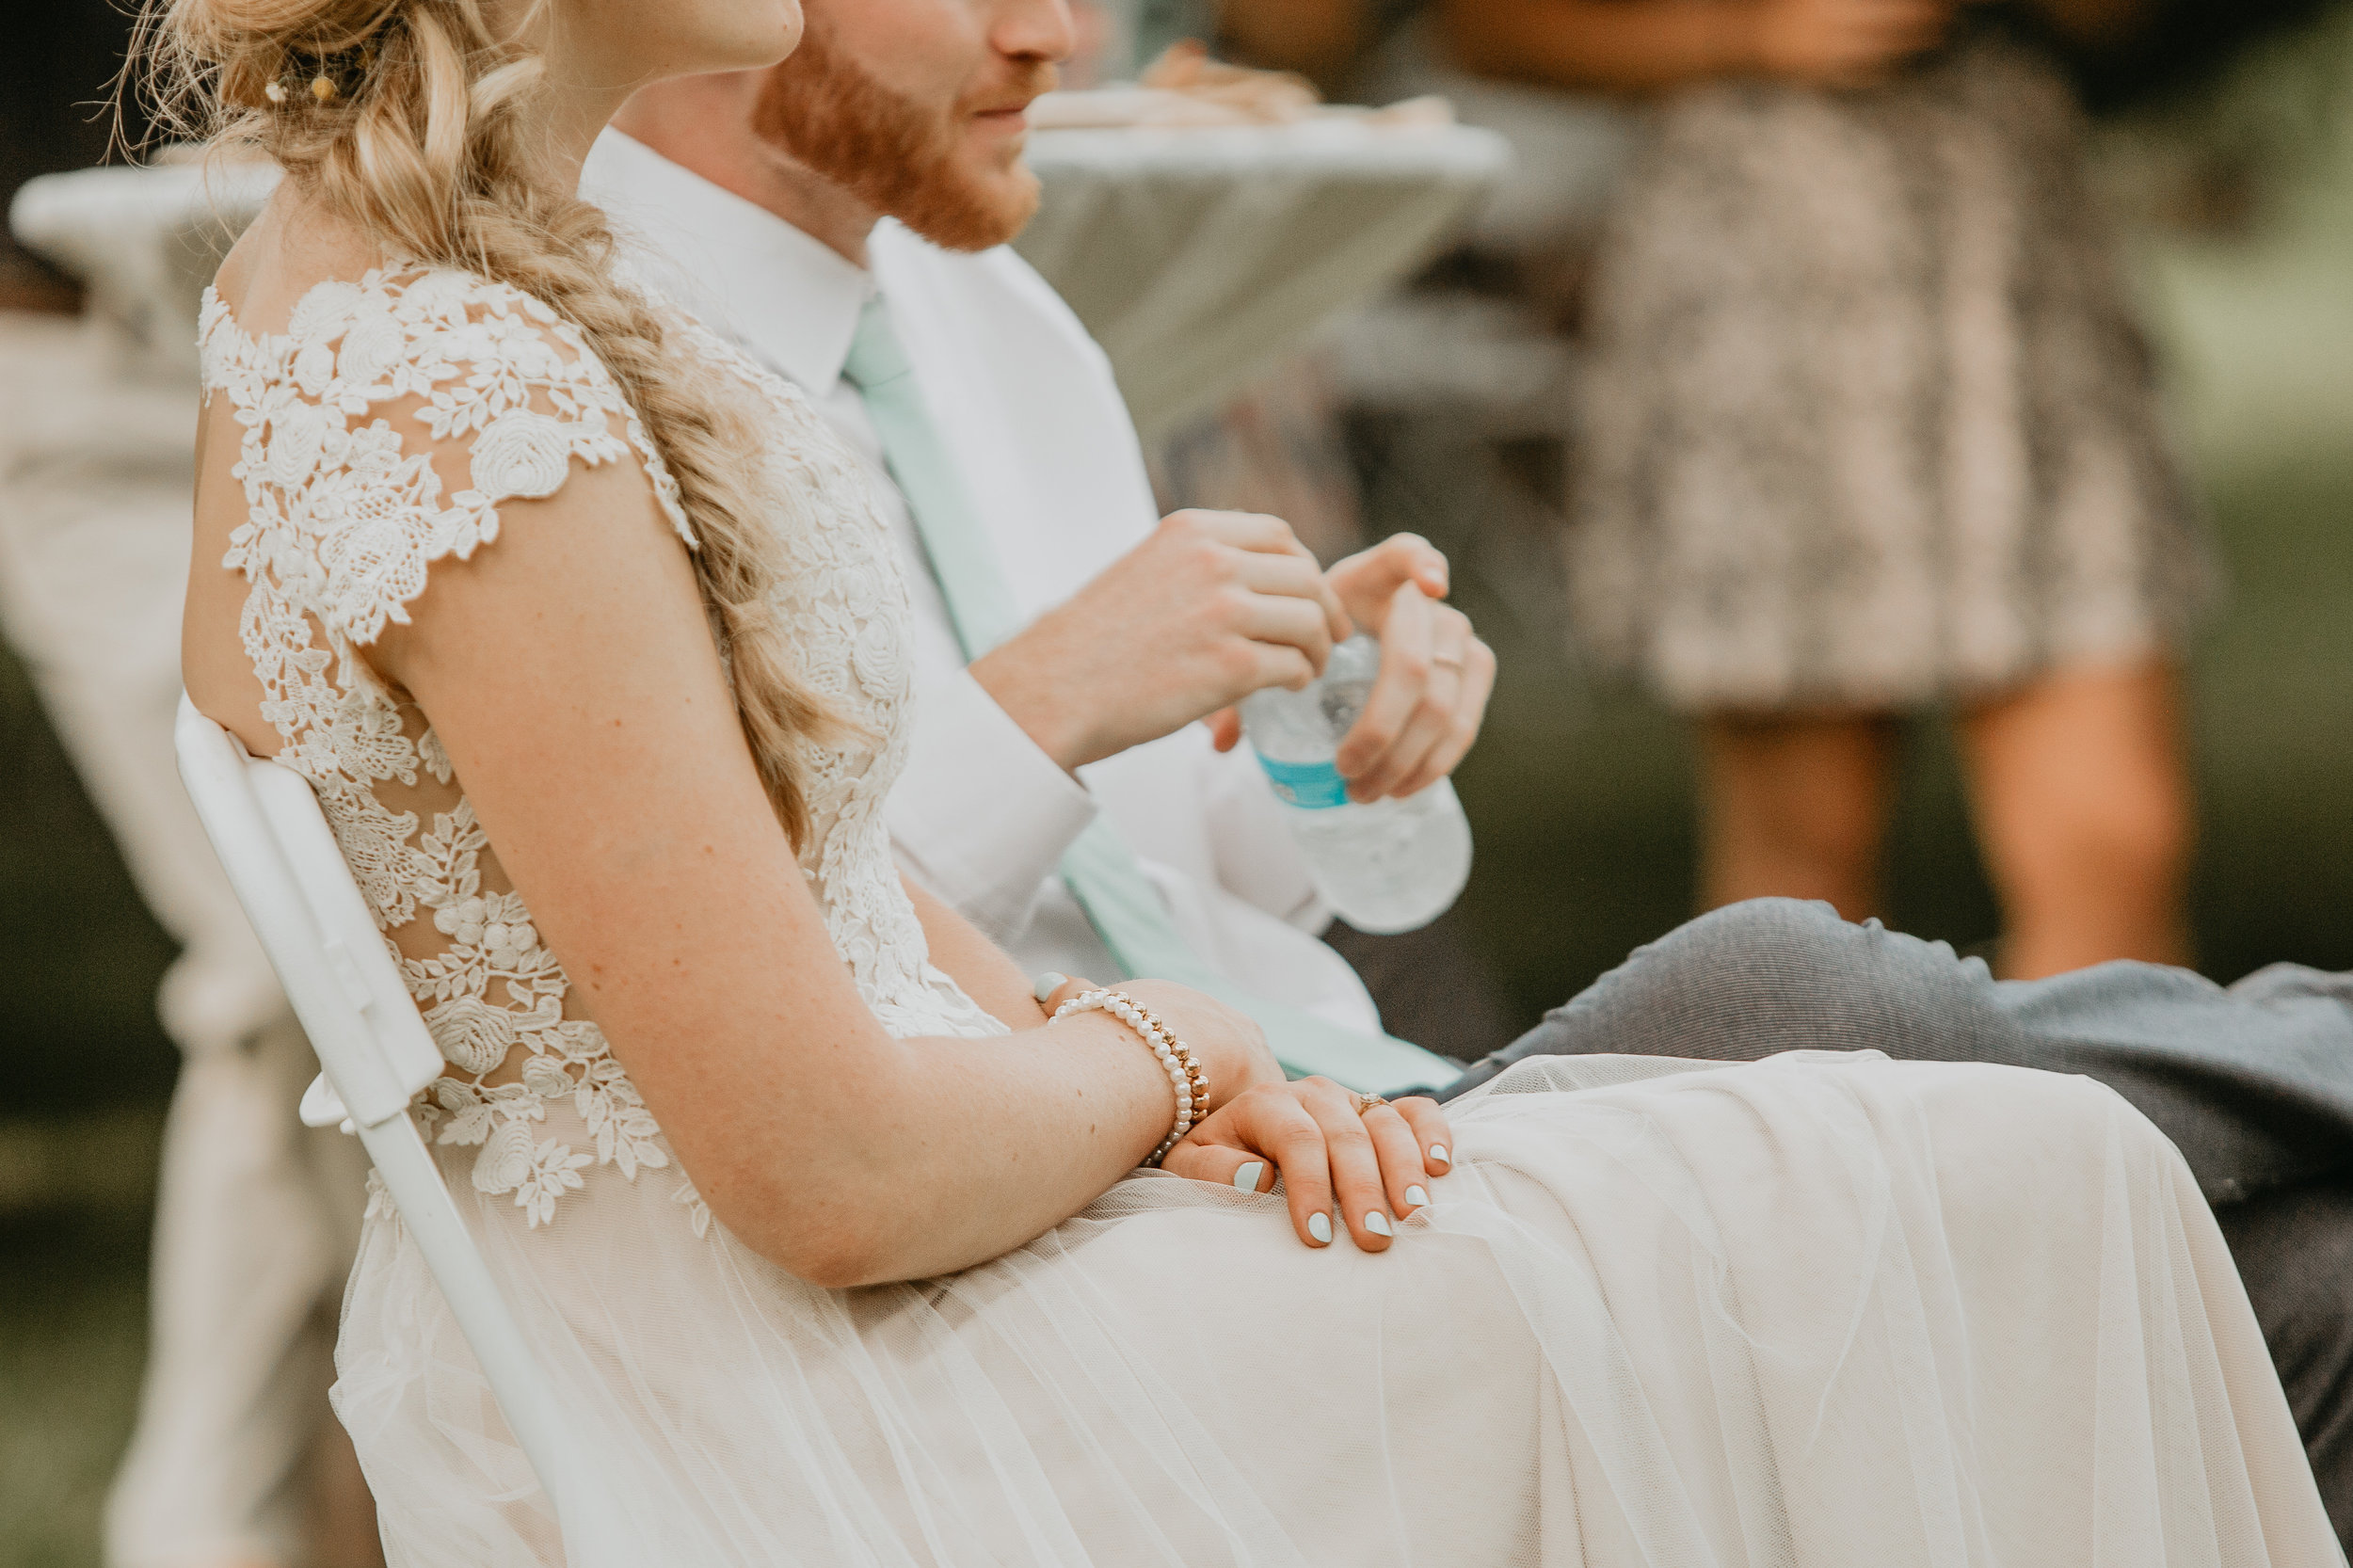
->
xmin=971 ymin=510 xmax=1348 ymax=772
xmin=1743 ymin=0 xmax=1952 ymax=87
xmin=1209 ymin=533 xmax=1495 ymax=802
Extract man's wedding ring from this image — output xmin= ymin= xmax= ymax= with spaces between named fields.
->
xmin=1431 ymin=652 xmax=1465 ymax=669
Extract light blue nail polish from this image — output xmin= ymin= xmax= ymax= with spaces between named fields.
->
xmin=1404 ymin=1185 xmax=1429 ymax=1210
xmin=1364 ymin=1211 xmax=1394 ymax=1238
xmin=1429 ymin=1144 xmax=1449 ymax=1167
xmin=1233 ymin=1161 xmax=1265 ymax=1193
xmin=1306 ymin=1211 xmax=1332 ymax=1245
xmin=1032 ymin=971 xmax=1069 ymax=1002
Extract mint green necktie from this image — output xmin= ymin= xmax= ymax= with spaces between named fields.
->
xmin=842 ymin=296 xmax=1454 ymax=1094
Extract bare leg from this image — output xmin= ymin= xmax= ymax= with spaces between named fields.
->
xmin=1697 ymin=712 xmax=1901 ymax=922
xmin=1958 ymin=657 xmax=2195 ymax=979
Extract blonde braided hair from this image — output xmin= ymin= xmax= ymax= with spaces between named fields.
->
xmin=136 ymin=0 xmax=839 ymax=845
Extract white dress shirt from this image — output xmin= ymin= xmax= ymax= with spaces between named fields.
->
xmin=582 ymin=131 xmax=1382 ymax=1032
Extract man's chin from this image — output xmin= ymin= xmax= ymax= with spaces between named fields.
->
xmin=907 ymin=165 xmax=1040 ymax=253
xmin=987 ymin=166 xmax=1043 ymax=244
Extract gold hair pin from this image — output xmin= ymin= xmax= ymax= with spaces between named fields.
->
xmin=267 ymin=38 xmax=368 ymax=107
xmin=262 ymin=74 xmax=334 ymax=104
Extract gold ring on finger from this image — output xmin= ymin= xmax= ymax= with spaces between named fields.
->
xmin=1355 ymin=1093 xmax=1389 ymax=1116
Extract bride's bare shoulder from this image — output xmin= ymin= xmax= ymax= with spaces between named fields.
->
xmin=184 ymin=182 xmax=695 ymax=749
xmin=187 ymin=186 xmax=390 ymax=751
xmin=205 ymin=184 xmax=384 ymax=337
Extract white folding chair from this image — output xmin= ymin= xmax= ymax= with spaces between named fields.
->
xmin=173 ymin=695 xmax=610 ymax=1554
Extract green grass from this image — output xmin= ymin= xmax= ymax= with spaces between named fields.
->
xmin=2185 ymin=453 xmax=2353 ymax=983
xmin=0 ymin=451 xmax=180 ymax=1568
xmin=0 ymin=636 xmax=181 ymax=1112
xmin=0 ymin=1209 xmax=152 ymax=1568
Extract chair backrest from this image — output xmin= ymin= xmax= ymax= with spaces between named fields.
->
xmin=173 ymin=696 xmax=603 ymax=1551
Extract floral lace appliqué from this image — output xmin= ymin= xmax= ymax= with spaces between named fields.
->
xmin=201 ymin=267 xmax=1001 ymax=1235
xmin=203 ymin=267 xmax=686 ymax=1226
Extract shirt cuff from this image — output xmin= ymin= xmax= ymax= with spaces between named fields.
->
xmin=888 ymin=668 xmax=1098 ymax=944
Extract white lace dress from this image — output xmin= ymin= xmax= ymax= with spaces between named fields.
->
xmin=196 ymin=267 xmax=2341 ymax=1568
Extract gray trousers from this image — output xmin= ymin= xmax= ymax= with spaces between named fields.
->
xmin=1435 ymin=898 xmax=2353 ymax=1544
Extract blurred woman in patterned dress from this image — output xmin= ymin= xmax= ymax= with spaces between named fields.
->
xmin=1450 ymin=0 xmax=2206 ymax=977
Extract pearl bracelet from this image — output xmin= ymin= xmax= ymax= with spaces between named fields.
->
xmin=1051 ymin=988 xmax=1210 ymax=1166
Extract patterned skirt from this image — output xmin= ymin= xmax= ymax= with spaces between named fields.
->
xmin=1568 ymin=32 xmax=2215 ymax=712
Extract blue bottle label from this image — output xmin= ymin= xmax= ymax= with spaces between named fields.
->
xmin=1254 ymin=753 xmax=1350 ymax=809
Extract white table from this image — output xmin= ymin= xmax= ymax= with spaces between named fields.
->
xmin=1018 ymin=119 xmax=1509 ymax=437
xmin=8 ymin=160 xmax=279 ymax=379
xmin=10 ymin=114 xmax=1509 ymax=430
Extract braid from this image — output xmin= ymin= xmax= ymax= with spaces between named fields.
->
xmin=136 ymin=0 xmax=838 ymax=844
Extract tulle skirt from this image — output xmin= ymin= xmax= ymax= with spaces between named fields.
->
xmin=332 ymin=1051 xmax=2342 ymax=1567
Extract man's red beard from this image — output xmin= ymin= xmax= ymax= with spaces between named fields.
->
xmin=752 ymin=22 xmax=1054 ymax=253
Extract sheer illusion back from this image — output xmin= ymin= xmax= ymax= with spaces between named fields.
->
xmin=197 ymin=265 xmax=998 ymax=1231
xmin=192 ymin=264 xmax=2341 ymax=1568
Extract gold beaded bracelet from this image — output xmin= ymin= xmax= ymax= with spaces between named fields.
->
xmin=1050 ymin=988 xmax=1209 ymax=1166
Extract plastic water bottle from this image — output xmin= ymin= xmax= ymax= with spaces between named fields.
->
xmin=1240 ymin=634 xmax=1474 ymax=935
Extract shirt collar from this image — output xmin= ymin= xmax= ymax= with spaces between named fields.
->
xmin=580 ymin=128 xmax=873 ymax=394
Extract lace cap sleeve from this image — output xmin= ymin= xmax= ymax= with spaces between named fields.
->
xmin=202 ymin=266 xmax=695 ymax=654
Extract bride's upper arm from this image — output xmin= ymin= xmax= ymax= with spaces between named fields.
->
xmin=350 ymin=344 xmax=900 ymax=1261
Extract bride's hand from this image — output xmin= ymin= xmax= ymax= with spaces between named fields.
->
xmin=1164 ymin=1080 xmax=1453 ymax=1253
xmin=1033 ymin=977 xmax=1450 ymax=1250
